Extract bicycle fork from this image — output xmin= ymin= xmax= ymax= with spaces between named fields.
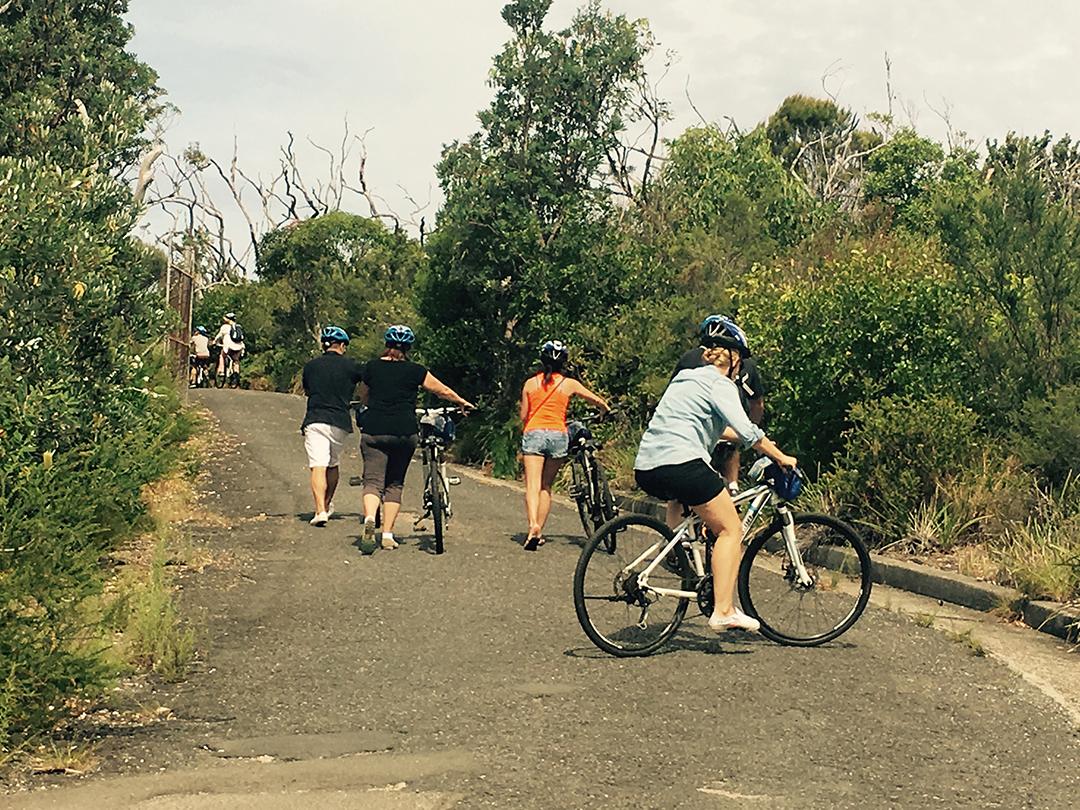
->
xmin=777 ymin=506 xmax=814 ymax=587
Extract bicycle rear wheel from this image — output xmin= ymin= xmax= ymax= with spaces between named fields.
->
xmin=573 ymin=513 xmax=692 ymax=657
xmin=591 ymin=458 xmax=619 ymax=551
xmin=571 ymin=457 xmax=596 ymax=538
xmin=738 ymin=513 xmax=872 ymax=646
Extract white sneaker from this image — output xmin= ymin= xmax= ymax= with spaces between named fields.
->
xmin=381 ymin=533 xmax=398 ymax=550
xmin=327 ymin=501 xmax=335 ymax=518
xmin=310 ymin=511 xmax=329 ymax=527
xmin=708 ymin=608 xmax=760 ymax=633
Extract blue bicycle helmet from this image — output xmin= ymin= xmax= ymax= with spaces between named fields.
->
xmin=320 ymin=325 xmax=350 ymax=345
xmin=700 ymin=314 xmax=750 ymax=357
xmin=384 ymin=324 xmax=415 ymax=345
xmin=194 ymin=325 xmax=207 ymax=335
xmin=540 ymin=340 xmax=568 ymax=363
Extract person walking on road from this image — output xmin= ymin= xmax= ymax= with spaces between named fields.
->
xmin=635 ymin=317 xmax=796 ymax=633
xmin=302 ymin=326 xmax=364 ymax=527
xmin=357 ymin=325 xmax=473 ymax=554
xmin=519 ymin=340 xmax=609 ymax=551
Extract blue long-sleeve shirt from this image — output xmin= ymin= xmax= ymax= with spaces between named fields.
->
xmin=635 ymin=365 xmax=765 ymax=471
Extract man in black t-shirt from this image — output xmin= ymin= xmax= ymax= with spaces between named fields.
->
xmin=671 ymin=315 xmax=765 ymax=491
xmin=302 ymin=326 xmax=364 ymax=526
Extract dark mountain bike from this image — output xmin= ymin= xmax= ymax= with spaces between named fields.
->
xmin=414 ymin=406 xmax=462 ymax=555
xmin=566 ymin=413 xmax=618 ymax=543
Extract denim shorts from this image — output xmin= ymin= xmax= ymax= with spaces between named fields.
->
xmin=521 ymin=429 xmax=569 ymax=459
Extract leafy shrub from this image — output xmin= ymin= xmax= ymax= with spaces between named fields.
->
xmin=736 ymin=241 xmax=977 ymax=467
xmin=1012 ymin=385 xmax=1080 ymax=487
xmin=822 ymin=395 xmax=983 ymax=544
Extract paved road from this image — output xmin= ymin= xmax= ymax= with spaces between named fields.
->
xmin=6 ymin=389 xmax=1079 ymax=809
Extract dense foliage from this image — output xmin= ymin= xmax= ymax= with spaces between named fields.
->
xmin=0 ymin=0 xmax=192 ymax=748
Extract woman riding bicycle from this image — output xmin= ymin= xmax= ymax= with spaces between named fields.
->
xmin=519 ymin=340 xmax=609 ymax=551
xmin=634 ymin=316 xmax=796 ymax=632
xmin=357 ymin=325 xmax=473 ymax=554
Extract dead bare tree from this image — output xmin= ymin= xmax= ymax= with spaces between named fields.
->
xmin=604 ymin=49 xmax=674 ymax=207
xmin=136 ymin=118 xmax=430 ymax=294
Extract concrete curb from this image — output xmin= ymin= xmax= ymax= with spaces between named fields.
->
xmin=611 ymin=492 xmax=1080 ymax=645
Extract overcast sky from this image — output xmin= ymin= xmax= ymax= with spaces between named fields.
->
xmin=124 ymin=0 xmax=1079 ymax=243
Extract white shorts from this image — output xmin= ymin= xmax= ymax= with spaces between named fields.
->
xmin=303 ymin=423 xmax=349 ymax=468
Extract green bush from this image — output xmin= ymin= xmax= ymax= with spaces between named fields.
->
xmin=822 ymin=395 xmax=983 ymax=543
xmin=1012 ymin=385 xmax=1080 ymax=487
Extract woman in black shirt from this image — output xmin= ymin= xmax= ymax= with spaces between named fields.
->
xmin=357 ymin=325 xmax=472 ymax=554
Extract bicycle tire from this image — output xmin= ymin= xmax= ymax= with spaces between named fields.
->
xmin=430 ymin=449 xmax=446 ymax=554
xmin=571 ymin=456 xmax=596 ymax=538
xmin=591 ymin=458 xmax=619 ymax=552
xmin=738 ymin=513 xmax=872 ymax=646
xmin=573 ymin=513 xmax=693 ymax=657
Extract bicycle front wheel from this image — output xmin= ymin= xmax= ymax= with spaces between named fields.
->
xmin=573 ymin=513 xmax=692 ymax=657
xmin=429 ymin=452 xmax=446 ymax=554
xmin=738 ymin=513 xmax=872 ymax=646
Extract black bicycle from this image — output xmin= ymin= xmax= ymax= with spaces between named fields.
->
xmin=566 ymin=413 xmax=618 ymax=542
xmin=215 ymin=348 xmax=241 ymax=389
xmin=415 ymin=406 xmax=461 ymax=554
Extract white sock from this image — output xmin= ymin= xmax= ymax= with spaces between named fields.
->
xmin=382 ymin=533 xmax=394 ymax=542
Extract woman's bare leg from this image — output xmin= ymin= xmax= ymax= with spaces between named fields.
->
xmin=692 ymin=491 xmax=743 ymax=616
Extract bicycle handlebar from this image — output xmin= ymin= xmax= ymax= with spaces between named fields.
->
xmin=416 ymin=406 xmax=466 ymax=416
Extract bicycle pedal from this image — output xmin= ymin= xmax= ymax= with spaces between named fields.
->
xmin=447 ymin=476 xmax=461 ymax=485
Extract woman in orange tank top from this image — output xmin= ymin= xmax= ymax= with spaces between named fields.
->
xmin=519 ymin=340 xmax=609 ymax=550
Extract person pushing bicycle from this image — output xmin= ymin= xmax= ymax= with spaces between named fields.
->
xmin=634 ymin=316 xmax=796 ymax=633
xmin=356 ymin=325 xmax=473 ymax=554
xmin=519 ymin=340 xmax=609 ymax=551
xmin=213 ymin=312 xmax=246 ymax=381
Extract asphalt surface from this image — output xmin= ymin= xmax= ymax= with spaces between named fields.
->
xmin=5 ymin=388 xmax=1079 ymax=809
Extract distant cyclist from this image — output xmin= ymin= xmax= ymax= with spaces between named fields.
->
xmin=672 ymin=315 xmax=765 ymax=493
xmin=213 ymin=312 xmax=246 ymax=381
xmin=189 ymin=325 xmax=211 ymax=387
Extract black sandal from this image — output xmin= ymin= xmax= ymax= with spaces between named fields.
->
xmin=524 ymin=535 xmax=540 ymax=551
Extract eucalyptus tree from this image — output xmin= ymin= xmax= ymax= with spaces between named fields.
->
xmin=418 ymin=0 xmax=659 ymax=449
xmin=765 ymin=94 xmax=881 ymax=210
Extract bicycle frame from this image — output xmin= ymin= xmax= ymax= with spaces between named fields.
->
xmin=630 ymin=483 xmax=813 ymax=602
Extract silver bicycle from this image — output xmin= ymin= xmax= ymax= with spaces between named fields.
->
xmin=573 ymin=460 xmax=873 ymax=657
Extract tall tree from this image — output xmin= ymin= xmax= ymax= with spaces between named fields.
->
xmin=937 ymin=133 xmax=1080 ymax=413
xmin=765 ymin=94 xmax=881 ymax=209
xmin=417 ymin=0 xmax=655 ymax=430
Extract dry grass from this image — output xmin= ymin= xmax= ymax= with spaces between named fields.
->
xmin=27 ymin=741 xmax=99 ymax=775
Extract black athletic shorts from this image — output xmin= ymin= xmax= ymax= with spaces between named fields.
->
xmin=635 ymin=459 xmax=725 ymax=507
